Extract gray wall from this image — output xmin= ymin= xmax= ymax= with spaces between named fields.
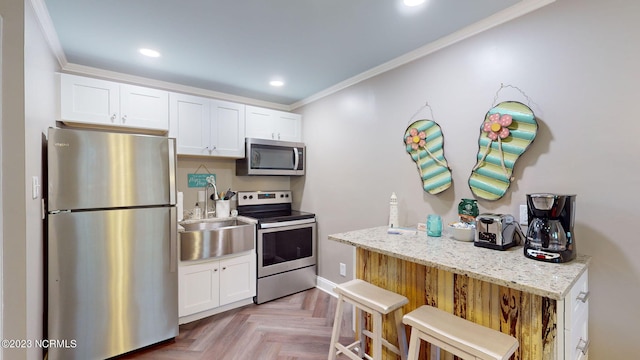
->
xmin=1 ymin=0 xmax=27 ymax=358
xmin=297 ymin=0 xmax=639 ymax=358
xmin=24 ymin=1 xmax=60 ymax=358
xmin=2 ymin=0 xmax=59 ymax=359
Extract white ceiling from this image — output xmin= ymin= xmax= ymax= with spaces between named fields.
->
xmin=42 ymin=0 xmax=537 ymax=107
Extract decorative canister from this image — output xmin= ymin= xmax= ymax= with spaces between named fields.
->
xmin=458 ymin=198 xmax=479 ymax=224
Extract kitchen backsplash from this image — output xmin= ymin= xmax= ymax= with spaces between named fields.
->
xmin=177 ymin=157 xmax=291 ymax=215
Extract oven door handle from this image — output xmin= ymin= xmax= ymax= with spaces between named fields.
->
xmin=260 ymin=218 xmax=316 ymax=229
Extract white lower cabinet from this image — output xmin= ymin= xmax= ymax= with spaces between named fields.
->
xmin=559 ymin=269 xmax=590 ymax=359
xmin=179 ymin=260 xmax=221 ymax=316
xmin=178 ymin=252 xmax=256 ymax=322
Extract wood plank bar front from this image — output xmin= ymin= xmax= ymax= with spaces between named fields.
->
xmin=355 ymin=248 xmax=556 ymax=360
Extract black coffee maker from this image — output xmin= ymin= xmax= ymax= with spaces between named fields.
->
xmin=524 ymin=193 xmax=576 ymax=263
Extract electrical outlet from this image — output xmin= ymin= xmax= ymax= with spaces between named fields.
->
xmin=519 ymin=204 xmax=528 ymax=225
xmin=339 ymin=263 xmax=346 ymax=277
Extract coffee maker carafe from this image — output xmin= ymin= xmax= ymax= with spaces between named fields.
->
xmin=524 ymin=193 xmax=576 ymax=263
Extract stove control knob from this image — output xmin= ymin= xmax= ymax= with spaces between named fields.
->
xmin=249 ymin=195 xmax=253 ymax=199
xmin=242 ymin=195 xmax=248 ymax=200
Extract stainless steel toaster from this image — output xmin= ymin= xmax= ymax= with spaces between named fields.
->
xmin=474 ymin=213 xmax=523 ymax=250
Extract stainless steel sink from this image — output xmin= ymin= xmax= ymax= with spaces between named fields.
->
xmin=180 ymin=220 xmax=255 ymax=261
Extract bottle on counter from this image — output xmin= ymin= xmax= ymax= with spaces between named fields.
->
xmin=192 ymin=203 xmax=202 ymax=220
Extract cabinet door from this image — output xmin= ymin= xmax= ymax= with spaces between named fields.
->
xmin=120 ymin=84 xmax=169 ymax=131
xmin=245 ymin=106 xmax=301 ymax=142
xmin=59 ymin=74 xmax=119 ymax=125
xmin=274 ymin=112 xmax=301 ymax=142
xmin=565 ymin=270 xmax=589 ymax=359
xmin=170 ymin=93 xmax=211 ymax=156
xmin=210 ymin=100 xmax=245 ymax=158
xmin=178 ymin=261 xmax=220 ymax=317
xmin=245 ymin=105 xmax=275 ymax=140
xmin=219 ymin=253 xmax=256 ymax=306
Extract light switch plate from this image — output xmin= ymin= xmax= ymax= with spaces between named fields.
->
xmin=339 ymin=263 xmax=346 ymax=277
xmin=32 ymin=176 xmax=40 ymax=199
xmin=519 ymin=204 xmax=528 ymax=225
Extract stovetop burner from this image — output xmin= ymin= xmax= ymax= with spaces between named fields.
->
xmin=248 ymin=209 xmax=315 ymax=223
xmin=236 ymin=190 xmax=315 ymax=225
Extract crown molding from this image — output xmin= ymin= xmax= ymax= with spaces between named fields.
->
xmin=31 ymin=0 xmax=554 ymax=112
xmin=30 ymin=0 xmax=289 ymax=111
xmin=30 ymin=0 xmax=67 ymax=68
xmin=290 ymin=0 xmax=556 ymax=110
xmin=61 ymin=63 xmax=291 ymax=111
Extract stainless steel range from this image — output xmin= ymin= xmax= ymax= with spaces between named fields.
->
xmin=237 ymin=190 xmax=316 ymax=304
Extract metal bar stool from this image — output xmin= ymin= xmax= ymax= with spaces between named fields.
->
xmin=328 ymin=279 xmax=409 ymax=360
xmin=402 ymin=305 xmax=519 ymax=360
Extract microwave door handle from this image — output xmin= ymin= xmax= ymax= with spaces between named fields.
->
xmin=293 ymin=147 xmax=300 ymax=170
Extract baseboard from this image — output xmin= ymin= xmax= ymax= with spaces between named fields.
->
xmin=316 ymin=276 xmax=339 ymax=297
xmin=178 ymin=298 xmax=254 ymax=325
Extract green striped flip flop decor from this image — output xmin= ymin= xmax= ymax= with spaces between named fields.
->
xmin=404 ymin=120 xmax=452 ymax=195
xmin=469 ymin=101 xmax=538 ymax=200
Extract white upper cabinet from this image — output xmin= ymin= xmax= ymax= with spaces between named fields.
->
xmin=169 ymin=93 xmax=245 ymax=158
xmin=59 ymin=73 xmax=169 ymax=132
xmin=245 ymin=105 xmax=301 ymax=142
xmin=210 ymin=100 xmax=246 ymax=157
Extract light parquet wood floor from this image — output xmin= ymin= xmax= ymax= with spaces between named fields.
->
xmin=119 ymin=288 xmax=355 ymax=360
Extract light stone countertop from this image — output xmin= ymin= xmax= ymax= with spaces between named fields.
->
xmin=328 ymin=226 xmax=590 ymax=300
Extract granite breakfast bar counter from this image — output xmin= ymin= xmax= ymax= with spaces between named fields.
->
xmin=329 ymin=226 xmax=591 ymax=360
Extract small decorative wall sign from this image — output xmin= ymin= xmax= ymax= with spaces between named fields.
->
xmin=469 ymin=85 xmax=538 ymax=200
xmin=188 ymin=164 xmax=215 ymax=188
xmin=404 ymin=103 xmax=452 ymax=195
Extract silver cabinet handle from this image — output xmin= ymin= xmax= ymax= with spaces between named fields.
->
xmin=122 ymin=115 xmax=127 ymax=123
xmin=271 ymin=132 xmax=275 ymax=139
xmin=277 ymin=133 xmax=281 ymax=140
xmin=577 ymin=338 xmax=590 ymax=355
xmin=222 ymin=267 xmax=227 ymax=270
xmin=110 ymin=114 xmax=117 ymax=122
xmin=576 ymin=291 xmax=590 ymax=303
xmin=214 ymin=268 xmax=218 ymax=272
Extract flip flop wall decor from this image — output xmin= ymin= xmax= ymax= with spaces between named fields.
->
xmin=468 ymin=101 xmax=538 ymax=200
xmin=404 ymin=119 xmax=452 ymax=195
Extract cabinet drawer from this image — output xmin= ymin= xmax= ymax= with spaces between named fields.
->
xmin=566 ymin=269 xmax=589 ymax=327
xmin=567 ymin=308 xmax=589 ymax=360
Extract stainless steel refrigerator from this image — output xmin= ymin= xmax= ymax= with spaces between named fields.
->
xmin=46 ymin=128 xmax=178 ymax=360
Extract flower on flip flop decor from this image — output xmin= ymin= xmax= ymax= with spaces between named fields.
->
xmin=405 ymin=128 xmax=426 ymax=150
xmin=482 ymin=113 xmax=512 ymax=140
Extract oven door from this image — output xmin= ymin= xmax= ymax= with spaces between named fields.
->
xmin=257 ymin=221 xmax=316 ymax=278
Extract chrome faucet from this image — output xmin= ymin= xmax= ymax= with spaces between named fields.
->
xmin=204 ymin=176 xmax=218 ymax=218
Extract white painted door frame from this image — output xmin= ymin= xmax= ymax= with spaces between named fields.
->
xmin=0 ymin=15 xmax=5 ymax=360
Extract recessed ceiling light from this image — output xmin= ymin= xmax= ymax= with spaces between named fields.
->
xmin=269 ymin=80 xmax=284 ymax=87
xmin=403 ymin=0 xmax=425 ymax=6
xmin=139 ymin=48 xmax=161 ymax=58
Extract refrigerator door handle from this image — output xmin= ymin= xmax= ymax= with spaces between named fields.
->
xmin=170 ymin=207 xmax=177 ymax=273
xmin=168 ymin=138 xmax=177 ymax=205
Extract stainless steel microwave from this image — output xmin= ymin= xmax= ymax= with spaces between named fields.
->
xmin=236 ymin=138 xmax=305 ymax=176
